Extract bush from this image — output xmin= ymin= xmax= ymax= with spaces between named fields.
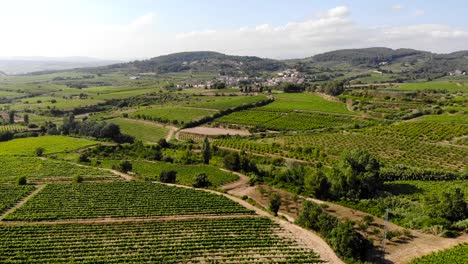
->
xmin=78 ymin=153 xmax=90 ymax=163
xmin=17 ymin=176 xmax=27 ymax=185
xmin=193 ymin=173 xmax=211 ymax=188
xmin=73 ymin=175 xmax=84 ymax=183
xmin=159 ymin=170 xmax=177 ymax=183
xmin=35 ymin=147 xmax=45 ymax=157
xmin=118 ymin=161 xmax=132 ymax=173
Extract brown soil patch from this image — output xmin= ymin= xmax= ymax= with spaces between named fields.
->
xmin=180 ymin=126 xmax=251 ymax=136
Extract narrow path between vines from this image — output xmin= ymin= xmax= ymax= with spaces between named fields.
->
xmin=0 ymin=185 xmax=45 ymax=220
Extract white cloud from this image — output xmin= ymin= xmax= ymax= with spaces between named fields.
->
xmin=0 ymin=6 xmax=466 ymax=60
xmin=413 ymin=9 xmax=425 ymax=17
xmin=391 ymin=5 xmax=403 ymax=11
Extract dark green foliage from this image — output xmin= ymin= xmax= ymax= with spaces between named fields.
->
xmin=117 ymin=161 xmax=132 ymax=173
xmin=329 ymin=221 xmax=370 ymax=261
xmin=329 ymin=149 xmax=382 ymax=199
xmin=282 ymin=83 xmax=304 ymax=93
xmin=78 ymin=153 xmax=90 ymax=163
xmin=35 ymin=147 xmax=45 ymax=157
xmin=73 ymin=175 xmax=84 ymax=183
xmin=304 ymin=169 xmax=331 ymax=199
xmin=296 ymin=201 xmax=371 ymax=262
xmin=17 ymin=176 xmax=27 ymax=186
xmin=202 ymin=137 xmax=211 ymax=165
xmin=8 ymin=111 xmax=15 ymax=124
xmin=193 ymin=173 xmax=211 ymax=188
xmin=424 ymin=188 xmax=467 ymax=222
xmin=159 ymin=170 xmax=177 ymax=183
xmin=381 ymin=165 xmax=466 ymax=181
xmin=23 ymin=114 xmax=29 ymax=124
xmin=0 ymin=132 xmax=13 ymax=142
xmin=269 ymin=193 xmax=282 ymax=216
xmin=224 ymin=152 xmax=241 ymax=171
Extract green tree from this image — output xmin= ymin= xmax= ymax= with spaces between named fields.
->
xmin=35 ymin=147 xmax=45 ymax=157
xmin=304 ymin=169 xmax=330 ymax=199
xmin=328 ymin=221 xmax=370 ymax=261
xmin=329 ymin=149 xmax=382 ymax=199
xmin=202 ymin=137 xmax=211 ymax=164
xmin=17 ymin=176 xmax=27 ymax=185
xmin=159 ymin=170 xmax=177 ymax=183
xmin=23 ymin=114 xmax=29 ymax=124
xmin=224 ymin=152 xmax=241 ymax=171
xmin=8 ymin=111 xmax=15 ymax=124
xmin=193 ymin=173 xmax=211 ymax=188
xmin=269 ymin=193 xmax=282 ymax=216
xmin=118 ymin=161 xmax=132 ymax=173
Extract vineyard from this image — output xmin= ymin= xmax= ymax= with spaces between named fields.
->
xmin=0 ymin=156 xmax=117 ymax=183
xmin=106 ymin=118 xmax=169 ymax=143
xmin=190 ymin=95 xmax=268 ymax=110
xmin=0 ymin=217 xmax=321 ymax=263
xmin=132 ymin=106 xmax=217 ymax=125
xmin=408 ymin=244 xmax=468 ymax=263
xmin=4 ymin=182 xmax=253 ymax=220
xmin=0 ymin=185 xmax=34 ymax=214
xmin=128 ymin=160 xmax=239 ymax=186
xmin=0 ymin=125 xmax=27 ymax=133
xmin=213 ymin=131 xmax=468 ymax=171
xmin=0 ymin=136 xmax=99 ymax=156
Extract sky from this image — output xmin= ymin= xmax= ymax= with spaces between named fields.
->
xmin=0 ymin=0 xmax=467 ymax=60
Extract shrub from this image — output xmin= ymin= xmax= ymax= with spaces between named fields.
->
xmin=73 ymin=175 xmax=84 ymax=183
xmin=269 ymin=193 xmax=282 ymax=216
xmin=118 ymin=161 xmax=132 ymax=173
xmin=193 ymin=173 xmax=211 ymax=188
xmin=35 ymin=147 xmax=45 ymax=157
xmin=17 ymin=176 xmax=27 ymax=185
xmin=159 ymin=170 xmax=177 ymax=183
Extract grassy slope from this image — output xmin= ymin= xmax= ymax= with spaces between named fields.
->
xmin=108 ymin=118 xmax=169 ymax=143
xmin=0 ymin=136 xmax=98 ymax=155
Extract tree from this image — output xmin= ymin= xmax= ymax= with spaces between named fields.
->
xmin=269 ymin=193 xmax=282 ymax=216
xmin=17 ymin=176 xmax=27 ymax=185
xmin=158 ymin=138 xmax=169 ymax=148
xmin=329 ymin=149 xmax=382 ymax=199
xmin=202 ymin=137 xmax=211 ymax=164
xmin=23 ymin=114 xmax=29 ymax=124
xmin=193 ymin=173 xmax=211 ymax=188
xmin=8 ymin=111 xmax=15 ymax=124
xmin=159 ymin=170 xmax=177 ymax=183
xmin=425 ymin=188 xmax=467 ymax=222
xmin=304 ymin=169 xmax=331 ymax=199
xmin=223 ymin=152 xmax=241 ymax=171
xmin=328 ymin=221 xmax=370 ymax=261
xmin=118 ymin=161 xmax=132 ymax=173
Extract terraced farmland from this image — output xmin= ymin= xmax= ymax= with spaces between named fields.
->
xmin=132 ymin=106 xmax=217 ymax=125
xmin=190 ymin=95 xmax=268 ymax=110
xmin=0 ymin=125 xmax=27 ymax=133
xmin=0 ymin=217 xmax=321 ymax=263
xmin=5 ymin=182 xmax=252 ymax=220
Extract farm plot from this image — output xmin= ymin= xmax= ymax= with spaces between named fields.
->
xmin=190 ymin=95 xmax=268 ymax=110
xmin=0 ymin=90 xmax=25 ymax=99
xmin=216 ymin=110 xmax=283 ymax=126
xmin=408 ymin=244 xmax=468 ymax=264
xmin=395 ymin=82 xmax=467 ymax=92
xmin=0 ymin=217 xmax=321 ymax=263
xmin=123 ymin=160 xmax=238 ymax=187
xmin=0 ymin=185 xmax=34 ymax=215
xmin=132 ymin=106 xmax=217 ymax=126
xmin=214 ymin=131 xmax=468 ymax=171
xmin=264 ymin=93 xmax=355 ymax=115
xmin=0 ymin=125 xmax=27 ymax=133
xmin=4 ymin=182 xmax=252 ymax=220
xmin=106 ymin=118 xmax=169 ymax=143
xmin=0 ymin=156 xmax=117 ymax=183
xmin=365 ymin=120 xmax=468 ymax=142
xmin=262 ymin=112 xmax=367 ymax=131
xmin=0 ymin=136 xmax=99 ymax=156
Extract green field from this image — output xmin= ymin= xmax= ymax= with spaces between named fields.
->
xmin=101 ymin=160 xmax=238 ymax=186
xmin=0 ymin=156 xmax=117 ymax=183
xmin=0 ymin=217 xmax=321 ymax=263
xmin=0 ymin=185 xmax=34 ymax=214
xmin=5 ymin=182 xmax=252 ymax=220
xmin=408 ymin=244 xmax=468 ymax=264
xmin=107 ymin=118 xmax=169 ymax=143
xmin=0 ymin=90 xmax=25 ymax=99
xmin=0 ymin=125 xmax=27 ymax=133
xmin=0 ymin=136 xmax=99 ymax=156
xmin=132 ymin=106 xmax=217 ymax=125
xmin=265 ymin=93 xmax=355 ymax=115
xmin=396 ymin=82 xmax=467 ymax=92
xmin=190 ymin=95 xmax=268 ymax=110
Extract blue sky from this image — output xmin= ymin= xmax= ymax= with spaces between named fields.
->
xmin=0 ymin=0 xmax=467 ymax=59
